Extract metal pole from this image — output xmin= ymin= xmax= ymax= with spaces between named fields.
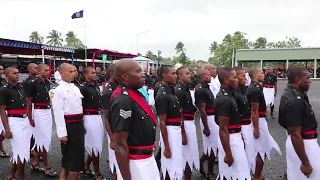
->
xmin=260 ymin=60 xmax=263 ymax=69
xmin=42 ymin=48 xmax=45 ymax=63
xmin=314 ymin=59 xmax=317 ymax=78
xmin=231 ymin=49 xmax=235 ymax=67
xmin=136 ymin=31 xmax=148 ymax=55
xmin=286 ymin=59 xmax=289 ymax=70
xmin=83 ymin=13 xmax=87 ymax=66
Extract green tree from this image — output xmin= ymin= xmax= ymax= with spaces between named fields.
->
xmin=267 ymin=37 xmax=301 ymax=48
xmin=46 ymin=30 xmax=63 ymax=46
xmin=145 ymin=50 xmax=154 ymax=59
xmin=65 ymin=31 xmax=85 ymax=49
xmin=29 ymin=31 xmax=44 ymax=44
xmin=209 ymin=31 xmax=250 ymax=67
xmin=253 ymin=37 xmax=267 ymax=49
xmin=175 ymin=42 xmax=188 ymax=65
xmin=209 ymin=41 xmax=218 ymax=55
xmin=137 ymin=52 xmax=142 ymax=56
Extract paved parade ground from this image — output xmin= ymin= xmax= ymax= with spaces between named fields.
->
xmin=0 ymin=79 xmax=319 ymax=179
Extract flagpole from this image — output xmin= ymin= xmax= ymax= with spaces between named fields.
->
xmin=83 ymin=10 xmax=87 ymax=66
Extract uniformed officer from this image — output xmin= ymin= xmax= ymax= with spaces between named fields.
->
xmin=102 ymin=64 xmax=118 ymax=180
xmin=72 ymin=65 xmax=81 ymax=88
xmin=0 ymin=65 xmax=9 ymax=158
xmin=146 ymin=69 xmax=159 ymax=106
xmin=76 ymin=65 xmax=85 ymax=85
xmin=96 ymin=66 xmax=106 ymax=92
xmin=174 ymin=66 xmax=199 ymax=180
xmin=204 ymin=64 xmax=220 ymax=97
xmin=195 ymin=68 xmax=218 ymax=179
xmin=50 ymin=63 xmax=85 ymax=180
xmin=154 ymin=69 xmax=162 ymax=170
xmin=279 ymin=66 xmax=320 ymax=180
xmin=22 ymin=63 xmax=38 ymax=159
xmin=155 ymin=65 xmax=184 ymax=180
xmin=80 ymin=66 xmax=106 ymax=180
xmin=262 ymin=67 xmax=277 ymax=119
xmin=214 ymin=67 xmax=251 ymax=180
xmin=247 ymin=66 xmax=281 ymax=180
xmin=233 ymin=67 xmax=255 ymax=173
xmin=109 ymin=59 xmax=160 ymax=180
xmin=188 ymin=70 xmax=198 ymax=105
xmin=25 ymin=64 xmax=57 ymax=177
xmin=0 ymin=67 xmax=33 ymax=180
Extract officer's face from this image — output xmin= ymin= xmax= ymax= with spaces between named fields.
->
xmin=179 ymin=68 xmax=191 ymax=84
xmin=202 ymin=69 xmax=211 ymax=83
xmin=86 ymin=69 xmax=97 ymax=81
xmin=96 ymin=67 xmax=102 ymax=73
xmin=39 ymin=66 xmax=50 ymax=78
xmin=31 ymin=65 xmax=38 ymax=76
xmin=6 ymin=68 xmax=19 ymax=82
xmin=79 ymin=66 xmax=84 ymax=72
xmin=299 ymin=71 xmax=311 ymax=91
xmin=73 ymin=67 xmax=78 ymax=78
xmin=60 ymin=65 xmax=75 ymax=83
xmin=256 ymin=68 xmax=265 ymax=82
xmin=127 ymin=63 xmax=145 ymax=89
xmin=237 ymin=70 xmax=246 ymax=87
xmin=228 ymin=70 xmax=238 ymax=89
xmin=0 ymin=66 xmax=4 ymax=76
xmin=164 ymin=67 xmax=177 ymax=84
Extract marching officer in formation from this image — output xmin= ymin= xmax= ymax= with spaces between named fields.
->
xmin=80 ymin=66 xmax=106 ymax=179
xmin=263 ymin=67 xmax=278 ymax=119
xmin=109 ymin=59 xmax=160 ymax=180
xmin=279 ymin=65 xmax=320 ymax=180
xmin=25 ymin=64 xmax=57 ymax=177
xmin=0 ymin=65 xmax=9 ymax=158
xmin=174 ymin=66 xmax=199 ymax=180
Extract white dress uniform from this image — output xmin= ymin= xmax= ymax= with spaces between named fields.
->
xmin=54 ymin=71 xmax=61 ymax=84
xmin=50 ymin=80 xmax=85 ymax=171
xmin=245 ymin=73 xmax=251 ymax=87
xmin=209 ymin=76 xmax=220 ymax=98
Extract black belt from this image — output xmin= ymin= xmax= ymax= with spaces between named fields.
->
xmin=8 ymin=114 xmax=28 ymax=118
xmin=166 ymin=122 xmax=181 ymax=126
xmin=34 ymin=105 xmax=51 ymax=109
xmin=228 ymin=128 xmax=241 ymax=134
xmin=129 ymin=148 xmax=154 ymax=155
xmin=302 ymin=134 xmax=318 ymax=139
xmin=83 ymin=111 xmax=101 ymax=115
xmin=241 ymin=120 xmax=251 ymax=125
xmin=259 ymin=114 xmax=266 ymax=118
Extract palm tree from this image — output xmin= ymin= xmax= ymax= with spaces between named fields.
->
xmin=209 ymin=41 xmax=218 ymax=55
xmin=145 ymin=50 xmax=154 ymax=59
xmin=29 ymin=31 xmax=44 ymax=43
xmin=175 ymin=42 xmax=186 ymax=54
xmin=65 ymin=31 xmax=85 ymax=48
xmin=254 ymin=37 xmax=267 ymax=49
xmin=46 ymin=30 xmax=63 ymax=46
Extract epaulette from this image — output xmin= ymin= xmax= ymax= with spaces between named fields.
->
xmin=121 ymin=86 xmax=128 ymax=95
xmin=51 ymin=84 xmax=60 ymax=89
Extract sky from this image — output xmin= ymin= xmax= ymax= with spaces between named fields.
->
xmin=0 ymin=0 xmax=319 ymax=60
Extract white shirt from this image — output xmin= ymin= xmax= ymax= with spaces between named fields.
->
xmin=209 ymin=76 xmax=221 ymax=97
xmin=245 ymin=73 xmax=251 ymax=86
xmin=54 ymin=71 xmax=61 ymax=84
xmin=49 ymin=80 xmax=83 ymax=138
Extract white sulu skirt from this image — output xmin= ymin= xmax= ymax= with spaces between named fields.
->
xmin=182 ymin=120 xmax=200 ymax=171
xmin=160 ymin=126 xmax=184 ymax=180
xmin=263 ymin=87 xmax=275 ymax=106
xmin=286 ymin=136 xmax=320 ymax=180
xmin=241 ymin=123 xmax=255 ymax=172
xmin=107 ymin=134 xmax=118 ymax=173
xmin=84 ymin=115 xmax=104 ymax=156
xmin=116 ymin=155 xmax=160 ymax=180
xmin=217 ymin=132 xmax=251 ymax=180
xmin=148 ymin=89 xmax=155 ymax=106
xmin=0 ymin=116 xmax=4 ymax=134
xmin=253 ymin=118 xmax=281 ymax=166
xmin=8 ymin=117 xmax=32 ymax=163
xmin=200 ymin=115 xmax=219 ymax=156
xmin=33 ymin=109 xmax=53 ymax=152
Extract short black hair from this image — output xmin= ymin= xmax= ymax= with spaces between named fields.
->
xmin=248 ymin=66 xmax=260 ymax=79
xmin=287 ymin=65 xmax=309 ymax=84
xmin=176 ymin=66 xmax=187 ymax=79
xmin=233 ymin=66 xmax=244 ymax=75
xmin=107 ymin=63 xmax=116 ymax=75
xmin=38 ymin=63 xmax=49 ymax=71
xmin=83 ymin=66 xmax=95 ymax=75
xmin=159 ymin=65 xmax=173 ymax=80
xmin=4 ymin=66 xmax=17 ymax=75
xmin=218 ymin=67 xmax=234 ymax=84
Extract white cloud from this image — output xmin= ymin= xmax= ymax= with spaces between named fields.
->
xmin=0 ymin=0 xmax=319 ymax=60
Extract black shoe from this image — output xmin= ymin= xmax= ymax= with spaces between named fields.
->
xmin=270 ymin=113 xmax=275 ymax=119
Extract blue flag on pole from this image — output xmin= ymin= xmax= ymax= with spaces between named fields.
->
xmin=71 ymin=52 xmax=74 ymax=64
xmin=71 ymin=10 xmax=84 ymax=19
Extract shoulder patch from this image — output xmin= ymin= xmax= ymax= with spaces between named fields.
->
xmin=49 ymin=91 xmax=55 ymax=99
xmin=122 ymin=90 xmax=128 ymax=95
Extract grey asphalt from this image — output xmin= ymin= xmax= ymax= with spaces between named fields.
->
xmin=0 ymin=79 xmax=319 ymax=180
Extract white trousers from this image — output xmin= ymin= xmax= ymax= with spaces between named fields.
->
xmin=116 ymin=155 xmax=160 ymax=180
xmin=33 ymin=109 xmax=53 ymax=152
xmin=200 ymin=115 xmax=219 ymax=156
xmin=182 ymin=120 xmax=199 ymax=171
xmin=160 ymin=126 xmax=184 ymax=180
xmin=217 ymin=132 xmax=251 ymax=180
xmin=8 ymin=117 xmax=32 ymax=163
xmin=84 ymin=115 xmax=104 ymax=156
xmin=286 ymin=136 xmax=320 ymax=180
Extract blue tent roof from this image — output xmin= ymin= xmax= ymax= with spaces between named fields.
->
xmin=132 ymin=56 xmax=151 ymax=61
xmin=0 ymin=38 xmax=41 ymax=49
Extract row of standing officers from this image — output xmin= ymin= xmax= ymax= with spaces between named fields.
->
xmin=0 ymin=60 xmax=318 ymax=180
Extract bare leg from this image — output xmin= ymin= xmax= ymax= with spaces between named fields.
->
xmin=60 ymin=168 xmax=69 ymax=180
xmin=7 ymin=163 xmax=17 ymax=179
xmin=0 ymin=133 xmax=6 ymax=152
xmin=16 ymin=158 xmax=26 ymax=180
xmin=207 ymin=150 xmax=215 ymax=176
xmin=92 ymin=152 xmax=101 ymax=175
xmin=69 ymin=171 xmax=79 ymax=180
xmin=254 ymin=154 xmax=264 ymax=180
xmin=84 ymin=155 xmax=92 ymax=170
xmin=184 ymin=163 xmax=192 ymax=180
xmin=42 ymin=148 xmax=49 ymax=169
